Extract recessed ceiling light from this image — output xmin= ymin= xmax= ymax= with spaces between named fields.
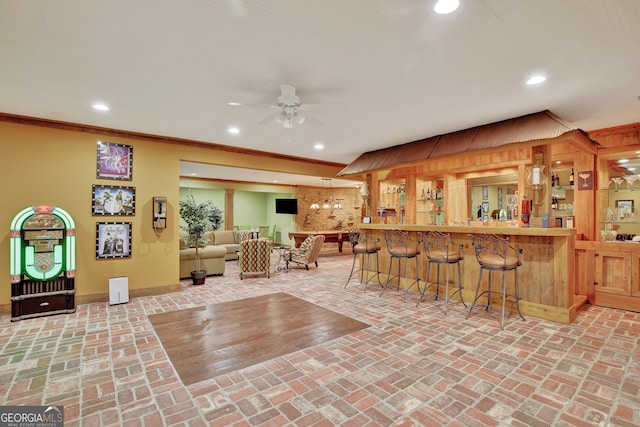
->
xmin=526 ymin=75 xmax=546 ymax=85
xmin=228 ymin=127 xmax=240 ymax=134
xmin=434 ymin=0 xmax=459 ymax=14
xmin=627 ymin=167 xmax=636 ymax=171
xmin=92 ymin=103 xmax=109 ymax=111
xmin=618 ymin=159 xmax=629 ymax=163
xmin=313 ymin=143 xmax=325 ymax=151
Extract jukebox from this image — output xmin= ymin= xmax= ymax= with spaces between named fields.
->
xmin=10 ymin=205 xmax=76 ymax=321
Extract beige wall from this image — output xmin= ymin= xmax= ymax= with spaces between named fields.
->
xmin=0 ymin=120 xmax=345 ymax=311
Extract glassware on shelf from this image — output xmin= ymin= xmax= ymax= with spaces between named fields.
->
xmin=606 ymin=207 xmax=615 ymax=222
xmin=623 ymin=174 xmax=638 ymax=188
xmin=609 ymin=177 xmax=624 ymax=189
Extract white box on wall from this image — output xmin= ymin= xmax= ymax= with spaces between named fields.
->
xmin=566 ymin=217 xmax=574 ymax=228
xmin=109 ymin=276 xmax=129 ymax=305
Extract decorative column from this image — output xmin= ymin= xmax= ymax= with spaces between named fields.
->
xmin=224 ymin=189 xmax=234 ymax=230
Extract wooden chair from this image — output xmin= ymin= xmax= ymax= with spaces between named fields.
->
xmin=285 ymin=235 xmax=326 ymax=270
xmin=238 ymin=238 xmax=271 ymax=279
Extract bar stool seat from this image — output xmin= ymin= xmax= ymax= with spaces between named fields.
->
xmin=466 ymin=233 xmax=525 ymax=329
xmin=380 ymin=230 xmax=422 ymax=302
xmin=418 ymin=231 xmax=466 ymax=313
xmin=344 ymin=229 xmax=381 ymax=292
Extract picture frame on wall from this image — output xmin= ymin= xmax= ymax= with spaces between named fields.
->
xmin=96 ymin=141 xmax=133 ymax=180
xmin=482 ymin=186 xmax=488 ymax=200
xmin=96 ymin=222 xmax=131 ymax=259
xmin=92 ymin=185 xmax=135 ymax=216
xmin=615 ymin=200 xmax=634 ymax=219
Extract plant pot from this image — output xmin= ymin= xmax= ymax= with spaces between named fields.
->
xmin=191 ymin=270 xmax=207 ymax=285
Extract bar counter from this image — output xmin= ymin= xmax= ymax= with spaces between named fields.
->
xmin=358 ymin=223 xmax=586 ymax=324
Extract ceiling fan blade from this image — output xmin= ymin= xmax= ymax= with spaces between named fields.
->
xmin=302 ymin=113 xmax=323 ymax=127
xmin=257 ymin=112 xmax=281 ymax=126
xmin=228 ymin=101 xmax=279 ymax=109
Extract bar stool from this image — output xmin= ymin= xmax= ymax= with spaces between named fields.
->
xmin=466 ymin=234 xmax=525 ymax=330
xmin=418 ymin=231 xmax=466 ymax=314
xmin=380 ymin=230 xmax=422 ymax=302
xmin=344 ymin=229 xmax=381 ymax=292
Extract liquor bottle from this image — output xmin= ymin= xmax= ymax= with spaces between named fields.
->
xmin=521 ymin=195 xmax=531 ymax=227
xmin=551 ymin=172 xmax=556 ymax=187
xmin=569 ymin=168 xmax=574 ymax=186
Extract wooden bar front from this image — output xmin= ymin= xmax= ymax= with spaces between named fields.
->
xmin=359 ymin=223 xmax=586 ymax=324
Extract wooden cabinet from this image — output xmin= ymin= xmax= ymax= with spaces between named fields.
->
xmin=575 ymin=240 xmax=640 ymax=312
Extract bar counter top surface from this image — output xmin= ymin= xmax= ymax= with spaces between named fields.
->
xmin=358 ymin=222 xmax=577 ymax=237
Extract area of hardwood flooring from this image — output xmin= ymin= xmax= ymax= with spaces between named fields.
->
xmin=149 ymin=292 xmax=370 ymax=386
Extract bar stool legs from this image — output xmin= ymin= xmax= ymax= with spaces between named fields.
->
xmin=418 ymin=232 xmax=466 ymax=314
xmin=379 ymin=230 xmax=422 ymax=302
xmin=418 ymin=258 xmax=466 ymax=313
xmin=344 ymin=236 xmax=381 ymax=292
xmin=466 ymin=234 xmax=525 ymax=330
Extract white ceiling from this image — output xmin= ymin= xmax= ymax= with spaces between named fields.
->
xmin=2 ymin=1 xmax=640 ymax=185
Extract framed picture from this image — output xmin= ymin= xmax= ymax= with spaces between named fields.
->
xmin=576 ymin=170 xmax=593 ymax=190
xmin=482 ymin=201 xmax=489 ymax=213
xmin=92 ymin=185 xmax=135 ymax=216
xmin=362 ymin=216 xmax=371 ymax=224
xmin=97 ymin=141 xmax=133 ymax=180
xmin=616 ymin=200 xmax=634 ymax=219
xmin=482 ymin=186 xmax=488 ymax=200
xmin=96 ymin=222 xmax=131 ymax=259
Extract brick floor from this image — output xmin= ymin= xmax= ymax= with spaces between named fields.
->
xmin=1 ymin=249 xmax=639 ymax=426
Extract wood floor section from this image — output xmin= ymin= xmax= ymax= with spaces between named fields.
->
xmin=149 ymin=292 xmax=370 ymax=386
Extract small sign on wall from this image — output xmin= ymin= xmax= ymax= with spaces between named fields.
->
xmin=576 ymin=170 xmax=593 ymax=190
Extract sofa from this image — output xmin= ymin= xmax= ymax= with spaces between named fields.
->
xmin=179 ymin=244 xmax=226 ymax=279
xmin=179 ymin=230 xmax=241 ymax=279
xmin=210 ymin=230 xmax=242 ymax=261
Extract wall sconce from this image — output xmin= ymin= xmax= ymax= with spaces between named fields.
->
xmin=527 ymin=153 xmax=546 ymax=217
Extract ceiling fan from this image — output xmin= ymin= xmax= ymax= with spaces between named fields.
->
xmin=228 ymin=84 xmax=331 ymax=129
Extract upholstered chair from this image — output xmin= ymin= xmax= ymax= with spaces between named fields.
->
xmin=238 ymin=238 xmax=271 ymax=280
xmin=285 ymin=235 xmax=326 ymax=270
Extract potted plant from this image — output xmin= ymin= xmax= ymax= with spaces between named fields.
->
xmin=179 ymin=194 xmax=223 ymax=285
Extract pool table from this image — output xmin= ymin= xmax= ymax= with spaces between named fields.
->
xmin=288 ymin=230 xmax=352 ymax=252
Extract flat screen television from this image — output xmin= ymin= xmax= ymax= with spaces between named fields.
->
xmin=275 ymin=198 xmax=298 ymax=214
